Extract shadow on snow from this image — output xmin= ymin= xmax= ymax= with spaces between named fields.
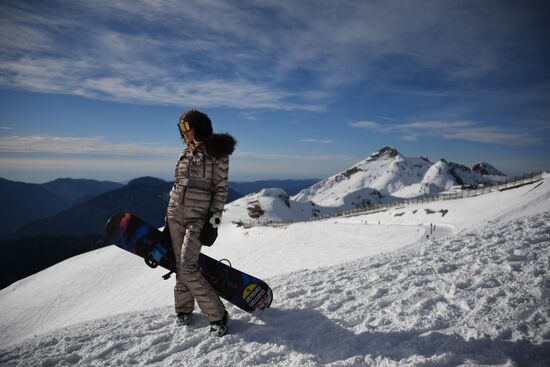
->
xmin=233 ymin=308 xmax=550 ymax=366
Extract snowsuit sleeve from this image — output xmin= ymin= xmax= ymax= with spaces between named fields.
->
xmin=210 ymin=156 xmax=229 ymax=218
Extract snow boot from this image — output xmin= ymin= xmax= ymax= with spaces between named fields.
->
xmin=176 ymin=312 xmax=192 ymax=326
xmin=209 ymin=311 xmax=229 ymax=337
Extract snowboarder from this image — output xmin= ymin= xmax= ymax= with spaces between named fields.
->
xmin=165 ymin=109 xmax=236 ymax=337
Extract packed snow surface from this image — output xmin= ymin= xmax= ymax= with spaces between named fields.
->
xmin=1 ymin=175 xmax=549 ymax=366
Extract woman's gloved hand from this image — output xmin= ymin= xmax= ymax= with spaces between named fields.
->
xmin=161 ymin=218 xmax=171 ymax=242
xmin=200 ymin=214 xmax=221 ymax=246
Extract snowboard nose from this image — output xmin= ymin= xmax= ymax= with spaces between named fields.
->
xmin=105 ymin=212 xmax=125 ymax=241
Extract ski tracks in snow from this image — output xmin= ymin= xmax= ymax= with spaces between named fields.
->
xmin=1 ymin=213 xmax=549 ymax=366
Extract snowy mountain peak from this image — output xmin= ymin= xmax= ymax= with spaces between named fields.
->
xmin=473 ymin=162 xmax=506 ymax=176
xmin=366 ymin=146 xmax=400 ymax=161
xmin=225 ymin=147 xmax=509 ymax=223
xmin=420 ymin=160 xmax=457 ymax=194
xmin=292 ymin=147 xmax=431 ymax=207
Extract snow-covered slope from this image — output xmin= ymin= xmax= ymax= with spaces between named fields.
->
xmin=292 ymin=147 xmax=432 ymax=205
xmin=225 ymin=147 xmax=507 ymax=224
xmin=222 ymin=188 xmax=329 ymax=224
xmin=0 ymin=175 xmax=548 ymax=366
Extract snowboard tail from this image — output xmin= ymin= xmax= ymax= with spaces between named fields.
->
xmin=105 ymin=212 xmax=272 ymax=313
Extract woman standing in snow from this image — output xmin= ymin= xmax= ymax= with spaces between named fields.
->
xmin=165 ymin=109 xmax=236 ymax=337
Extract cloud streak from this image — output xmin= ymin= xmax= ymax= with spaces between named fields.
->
xmin=299 ymin=139 xmax=334 ymax=144
xmin=235 ymin=151 xmax=355 ymax=162
xmin=1 ymin=0 xmax=546 ymax=111
xmin=349 ymin=121 xmax=387 ymax=131
xmin=350 ymin=120 xmax=544 ymax=146
xmin=0 ymin=135 xmax=179 ymax=155
xmin=0 ymin=2 xmax=325 ymax=111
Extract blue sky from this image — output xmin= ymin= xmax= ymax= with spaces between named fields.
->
xmin=0 ymin=0 xmax=549 ymax=183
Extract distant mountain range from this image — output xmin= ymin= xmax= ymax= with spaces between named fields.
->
xmin=15 ymin=177 xmax=172 ymax=237
xmin=0 ymin=178 xmax=123 ymax=236
xmin=42 ymin=178 xmax=124 ymax=204
xmin=0 ymin=176 xmax=318 ymax=238
xmin=224 ymin=146 xmax=508 ymax=224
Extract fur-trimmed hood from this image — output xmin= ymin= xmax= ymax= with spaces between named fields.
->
xmin=203 ymin=133 xmax=237 ymax=159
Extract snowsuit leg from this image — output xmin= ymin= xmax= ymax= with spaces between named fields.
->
xmin=169 ymin=219 xmax=226 ymax=322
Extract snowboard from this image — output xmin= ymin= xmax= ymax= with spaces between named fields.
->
xmin=105 ymin=212 xmax=272 ymax=313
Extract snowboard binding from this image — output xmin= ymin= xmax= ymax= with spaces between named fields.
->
xmin=144 ymin=244 xmax=168 ymax=269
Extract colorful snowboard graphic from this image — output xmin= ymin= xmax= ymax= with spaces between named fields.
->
xmin=105 ymin=212 xmax=272 ymax=313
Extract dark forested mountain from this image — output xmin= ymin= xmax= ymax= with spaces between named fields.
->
xmin=1 ymin=177 xmax=123 ymax=237
xmin=16 ymin=177 xmax=172 ymax=237
xmin=42 ymin=178 xmax=123 ymax=204
xmin=0 ymin=178 xmax=71 ymax=236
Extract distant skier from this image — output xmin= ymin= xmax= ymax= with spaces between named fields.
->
xmin=165 ymin=109 xmax=236 ymax=337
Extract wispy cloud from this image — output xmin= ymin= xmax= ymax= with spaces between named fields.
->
xmin=0 ymin=0 xmax=545 ymax=110
xmin=440 ymin=127 xmax=542 ymax=145
xmin=0 ymin=56 xmax=324 ymax=111
xmin=395 ymin=121 xmax=474 ymax=130
xmin=402 ymin=134 xmax=418 ymax=142
xmin=299 ymin=139 xmax=334 ymax=144
xmin=350 ymin=120 xmax=544 ymax=146
xmin=235 ymin=151 xmax=355 ymax=161
xmin=349 ymin=121 xmax=387 ymax=131
xmin=0 ymin=1 xmax=330 ymax=111
xmin=0 ymin=135 xmax=179 ymax=155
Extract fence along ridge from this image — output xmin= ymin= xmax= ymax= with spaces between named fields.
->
xmin=239 ymin=171 xmax=544 ymax=228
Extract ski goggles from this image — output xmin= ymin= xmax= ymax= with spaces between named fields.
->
xmin=178 ymin=119 xmax=192 ymax=134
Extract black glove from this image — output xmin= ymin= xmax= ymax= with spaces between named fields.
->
xmin=161 ymin=220 xmax=171 ymax=243
xmin=200 ymin=215 xmax=221 ymax=247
